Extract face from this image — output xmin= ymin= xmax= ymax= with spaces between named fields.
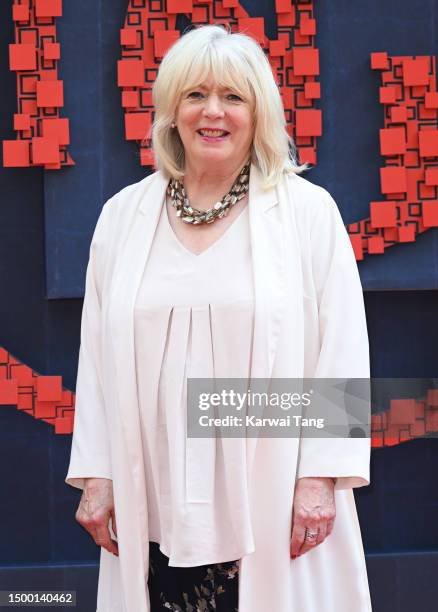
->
xmin=174 ymin=74 xmax=254 ymax=172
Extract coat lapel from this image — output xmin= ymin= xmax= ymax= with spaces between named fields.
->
xmin=246 ymin=164 xmax=287 ymax=475
xmin=105 ymin=172 xmax=168 ymax=605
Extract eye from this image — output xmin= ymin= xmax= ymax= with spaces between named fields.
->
xmin=187 ymin=91 xmax=203 ymax=99
xmin=227 ymin=93 xmax=243 ymax=102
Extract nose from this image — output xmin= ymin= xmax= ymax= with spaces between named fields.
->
xmin=202 ymin=93 xmax=224 ymax=118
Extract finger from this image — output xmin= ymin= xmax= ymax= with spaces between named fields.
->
xmin=110 ymin=510 xmax=118 ymax=538
xmin=298 ymin=518 xmax=319 ymax=556
xmin=316 ymin=520 xmax=327 ymax=546
xmin=81 ymin=519 xmax=100 ymax=550
xmin=290 ymin=515 xmax=306 ymax=558
xmin=94 ymin=523 xmax=119 ymax=556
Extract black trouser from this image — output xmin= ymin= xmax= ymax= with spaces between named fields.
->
xmin=147 ymin=541 xmax=239 ymax=611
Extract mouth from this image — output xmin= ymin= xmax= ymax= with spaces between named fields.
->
xmin=197 ymin=128 xmax=230 ymax=140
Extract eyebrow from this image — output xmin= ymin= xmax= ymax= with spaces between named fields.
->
xmin=185 ymin=83 xmax=241 ymax=93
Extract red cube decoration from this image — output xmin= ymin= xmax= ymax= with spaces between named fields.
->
xmin=379 ymin=86 xmax=397 ymax=104
xmin=12 ymin=5 xmax=30 ymax=21
xmin=35 ymin=0 xmax=63 ymax=18
xmin=120 ymin=28 xmax=138 ymax=46
xmin=117 ymin=59 xmax=144 ymax=87
xmin=32 ymin=137 xmax=60 ymax=164
xmin=278 ymin=10 xmax=296 ymax=27
xmin=55 ymin=416 xmax=74 ymax=434
xmin=269 ymin=39 xmax=287 ymax=57
xmin=398 ymin=225 xmax=416 ymax=242
xmin=125 ymin=112 xmax=152 ymax=140
xmin=300 ymin=16 xmax=316 ymax=36
xmin=0 ymin=379 xmax=18 ymax=405
xmin=370 ymin=201 xmax=397 ymax=228
xmin=418 ymin=130 xmax=438 ymax=157
xmin=389 ymin=399 xmax=417 ymax=425
xmin=41 ymin=118 xmax=70 ymax=145
xmin=2 ymin=140 xmax=30 ymax=167
xmin=380 ymin=166 xmax=407 ymax=194
xmin=379 ymin=127 xmax=406 ymax=156
xmin=402 ymin=58 xmax=429 ymax=87
xmin=237 ymin=18 xmax=265 ymax=44
xmin=36 ymin=375 xmax=63 ymax=402
xmin=371 ymin=52 xmax=389 ymax=70
xmin=167 ymin=0 xmax=193 ymax=12
xmin=295 ymin=109 xmax=322 ymax=137
xmin=140 ymin=148 xmax=155 ymax=166
xmin=425 ymin=168 xmax=438 ymax=185
xmin=34 ymin=401 xmax=57 ymax=419
xmin=425 ymin=92 xmax=438 ymax=109
xmin=349 ymin=234 xmax=364 ymax=261
xmin=44 ymin=41 xmax=60 ymax=60
xmin=304 ymin=81 xmax=321 ymax=99
xmin=293 ymin=48 xmax=319 ymax=76
xmin=122 ymin=90 xmax=139 ymax=109
xmin=422 ymin=200 xmax=438 ymax=227
xmin=390 ymin=106 xmax=408 ymax=122
xmin=368 ymin=236 xmax=385 ymax=254
xmin=36 ymin=80 xmax=64 ymax=107
xmin=153 ymin=30 xmax=180 ymax=59
xmin=14 ymin=114 xmax=31 ymax=131
xmin=275 ymin=0 xmax=293 ymax=13
xmin=427 ymin=389 xmax=438 ymax=406
xmin=9 ymin=43 xmax=37 ymax=71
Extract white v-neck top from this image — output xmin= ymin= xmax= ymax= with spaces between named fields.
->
xmin=134 ymin=198 xmax=256 ymax=567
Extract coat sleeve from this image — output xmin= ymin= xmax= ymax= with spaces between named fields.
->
xmin=296 ymin=188 xmax=371 ymax=491
xmin=65 ymin=200 xmax=114 ymax=491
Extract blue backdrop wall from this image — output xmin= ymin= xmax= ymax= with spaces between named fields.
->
xmin=1 ymin=2 xmax=437 ymax=611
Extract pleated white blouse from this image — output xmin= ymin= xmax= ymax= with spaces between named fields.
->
xmin=134 ymin=197 xmax=256 ymax=567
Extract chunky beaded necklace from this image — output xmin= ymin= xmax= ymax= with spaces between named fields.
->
xmin=166 ymin=161 xmax=250 ymax=225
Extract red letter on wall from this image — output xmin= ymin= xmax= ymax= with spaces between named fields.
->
xmin=3 ymin=0 xmax=74 ymax=170
xmin=348 ymin=53 xmax=438 ymax=260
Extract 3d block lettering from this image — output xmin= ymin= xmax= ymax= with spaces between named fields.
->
xmin=0 ymin=347 xmax=74 ymax=434
xmin=2 ymin=0 xmax=73 ymax=169
xmin=347 ymin=53 xmax=438 ymax=260
xmin=371 ymin=393 xmax=438 ymax=447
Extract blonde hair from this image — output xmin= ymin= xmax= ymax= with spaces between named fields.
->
xmin=151 ymin=24 xmax=309 ymax=189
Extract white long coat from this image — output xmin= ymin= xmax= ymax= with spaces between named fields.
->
xmin=66 ymin=163 xmax=372 ymax=612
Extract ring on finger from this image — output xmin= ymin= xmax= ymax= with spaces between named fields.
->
xmin=304 ymin=528 xmax=318 ymax=541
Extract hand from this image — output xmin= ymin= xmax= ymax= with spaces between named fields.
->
xmin=290 ymin=477 xmax=336 ymax=560
xmin=75 ymin=478 xmax=119 ymax=556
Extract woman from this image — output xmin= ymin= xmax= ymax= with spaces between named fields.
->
xmin=66 ymin=25 xmax=372 ymax=612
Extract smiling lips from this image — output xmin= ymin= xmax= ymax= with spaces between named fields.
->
xmin=197 ymin=128 xmax=230 ymax=137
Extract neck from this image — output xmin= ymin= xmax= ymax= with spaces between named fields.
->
xmin=182 ymin=155 xmax=250 ymax=211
